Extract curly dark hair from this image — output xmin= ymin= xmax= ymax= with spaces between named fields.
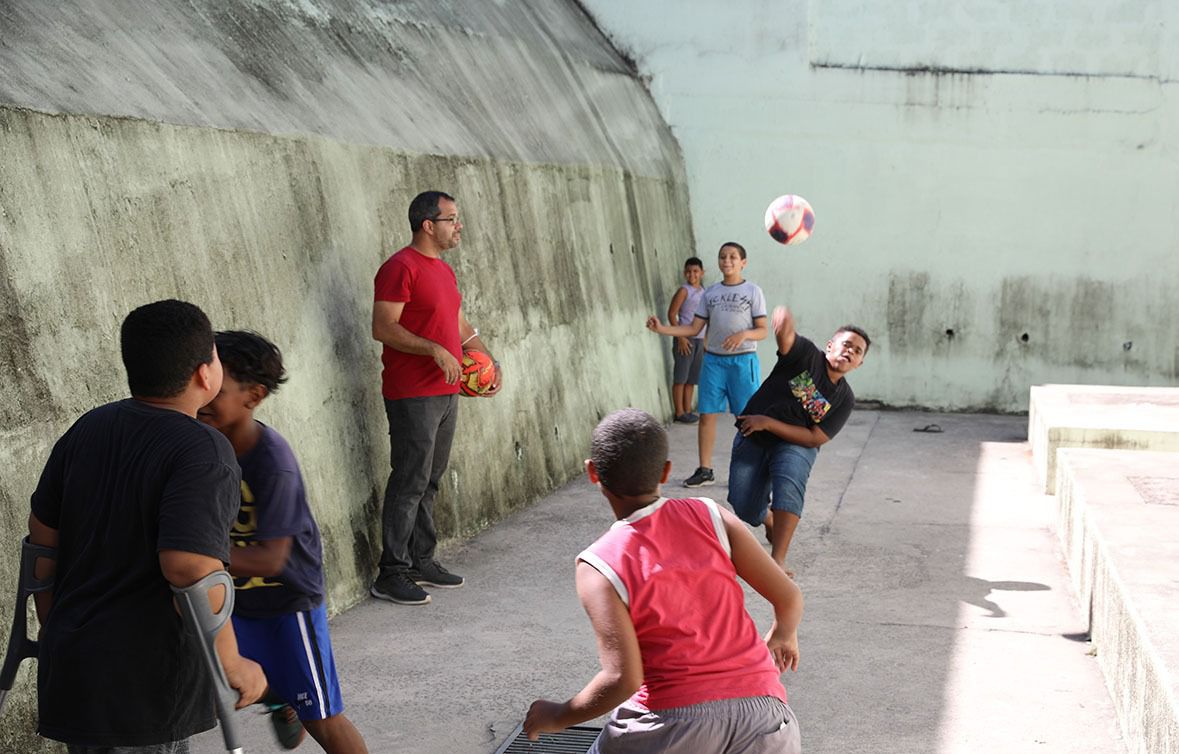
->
xmin=214 ymin=330 xmax=288 ymax=393
xmin=591 ymin=409 xmax=669 ymax=497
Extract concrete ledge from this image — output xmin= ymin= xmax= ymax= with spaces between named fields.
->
xmin=1029 ymin=384 xmax=1179 ymax=493
xmin=1055 ymin=448 xmax=1179 ymax=754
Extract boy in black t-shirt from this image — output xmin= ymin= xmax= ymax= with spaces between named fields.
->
xmin=28 ymin=300 xmax=266 ymax=752
xmin=199 ymin=331 xmax=368 ymax=754
xmin=729 ymin=307 xmax=870 ymax=576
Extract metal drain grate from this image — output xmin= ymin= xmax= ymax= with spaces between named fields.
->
xmin=493 ymin=723 xmax=601 ymax=753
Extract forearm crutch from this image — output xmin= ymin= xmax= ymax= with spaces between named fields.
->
xmin=0 ymin=536 xmax=56 ymax=717
xmin=171 ymin=570 xmax=244 ymax=754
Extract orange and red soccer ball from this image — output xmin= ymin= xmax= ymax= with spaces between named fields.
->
xmin=459 ymin=350 xmax=496 ymax=396
xmin=764 ymin=194 xmax=815 ymax=246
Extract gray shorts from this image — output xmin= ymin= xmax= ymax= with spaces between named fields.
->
xmin=672 ymin=338 xmax=705 ymax=385
xmin=590 ymin=695 xmax=800 ymax=754
xmin=67 ymin=741 xmax=190 ymax=754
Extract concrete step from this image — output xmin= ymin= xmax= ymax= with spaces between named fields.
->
xmin=1028 ymin=385 xmax=1179 ymax=494
xmin=1055 ymin=447 xmax=1179 ymax=754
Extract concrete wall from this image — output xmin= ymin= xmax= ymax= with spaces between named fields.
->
xmin=581 ymin=0 xmax=1179 ymax=412
xmin=0 ymin=2 xmax=691 ymax=748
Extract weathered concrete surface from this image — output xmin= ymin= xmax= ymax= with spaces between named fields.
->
xmin=1056 ymin=449 xmax=1179 ymax=754
xmin=187 ymin=412 xmax=1125 ymax=754
xmin=580 ymin=0 xmax=1179 ymax=412
xmin=1029 ymin=384 xmax=1179 ymax=493
xmin=0 ymin=2 xmax=692 ymax=750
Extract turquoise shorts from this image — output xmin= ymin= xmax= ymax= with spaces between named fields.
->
xmin=697 ymin=351 xmax=760 ymax=415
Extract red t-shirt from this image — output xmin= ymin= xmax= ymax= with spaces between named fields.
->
xmin=374 ymin=246 xmax=462 ymax=400
xmin=579 ymin=497 xmax=788 ymax=711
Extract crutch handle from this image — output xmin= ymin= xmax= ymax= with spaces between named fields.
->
xmin=171 ymin=570 xmax=243 ymax=753
xmin=0 ymin=537 xmax=56 ymax=717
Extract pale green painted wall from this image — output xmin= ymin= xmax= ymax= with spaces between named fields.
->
xmin=582 ymin=0 xmax=1179 ymax=411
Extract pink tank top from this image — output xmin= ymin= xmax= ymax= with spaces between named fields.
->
xmin=579 ymin=497 xmax=787 ymax=710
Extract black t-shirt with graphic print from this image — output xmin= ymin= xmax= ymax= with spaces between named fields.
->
xmin=739 ymin=335 xmax=855 ymax=447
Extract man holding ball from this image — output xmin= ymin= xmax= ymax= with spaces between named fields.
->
xmin=371 ymin=190 xmax=502 ymax=606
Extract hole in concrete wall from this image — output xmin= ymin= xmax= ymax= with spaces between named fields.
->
xmin=1020 ymin=333 xmax=1030 ymax=343
xmin=945 ymin=328 xmax=955 ymax=338
xmin=1123 ymin=341 xmax=1133 ymax=351
xmin=630 ymin=244 xmax=636 ymax=255
xmin=514 ymin=441 xmax=523 ymax=461
xmin=609 ymin=243 xmax=614 ymax=256
xmin=553 ymin=425 xmax=560 ymax=438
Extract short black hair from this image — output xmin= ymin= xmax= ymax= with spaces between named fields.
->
xmin=835 ymin=324 xmax=872 ymax=353
xmin=720 ymin=241 xmax=747 ymax=260
xmin=408 ymin=190 xmax=456 ymax=233
xmin=120 ymin=299 xmax=215 ymax=398
xmin=215 ymin=330 xmax=288 ymax=394
xmin=684 ymin=256 xmax=704 ymax=269
xmin=590 ymin=409 xmax=668 ymax=497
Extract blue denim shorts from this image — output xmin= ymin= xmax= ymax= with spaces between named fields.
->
xmin=697 ymin=351 xmax=760 ymax=415
xmin=727 ymin=434 xmax=819 ymax=522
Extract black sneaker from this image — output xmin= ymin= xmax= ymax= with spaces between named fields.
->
xmin=412 ymin=560 xmax=465 ymax=589
xmin=684 ymin=466 xmax=715 ymax=487
xmin=370 ymin=572 xmax=431 ymax=605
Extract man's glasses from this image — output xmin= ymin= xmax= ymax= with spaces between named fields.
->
xmin=429 ymin=216 xmax=460 ymax=224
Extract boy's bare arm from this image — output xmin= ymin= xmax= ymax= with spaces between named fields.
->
xmin=646 ymin=314 xmax=706 ymax=338
xmin=228 ymin=537 xmax=293 ymax=578
xmin=772 ymin=306 xmax=797 ymax=353
xmin=160 ymin=550 xmax=267 ymax=708
xmin=666 ymin=286 xmax=688 ymax=325
xmin=27 ymin=513 xmax=59 ymax=622
xmin=720 ymin=507 xmax=803 ymax=672
xmin=524 ymin=562 xmax=642 ymax=740
xmin=735 ymin=415 xmax=830 ymax=448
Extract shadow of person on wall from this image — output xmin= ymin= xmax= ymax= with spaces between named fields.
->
xmin=960 ymin=577 xmax=1051 ymax=618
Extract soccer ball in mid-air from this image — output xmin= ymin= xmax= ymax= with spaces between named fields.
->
xmin=764 ymin=194 xmax=815 ymax=245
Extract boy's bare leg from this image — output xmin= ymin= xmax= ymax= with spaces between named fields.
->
xmin=697 ymin=413 xmax=718 ymax=468
xmin=684 ymin=384 xmax=695 ymax=413
xmin=765 ymin=510 xmax=801 ymax=578
xmin=303 ymin=715 xmax=370 ymax=754
xmin=673 ymin=383 xmax=687 ymax=416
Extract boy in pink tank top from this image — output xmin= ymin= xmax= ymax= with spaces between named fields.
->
xmin=524 ymin=409 xmax=803 ymax=753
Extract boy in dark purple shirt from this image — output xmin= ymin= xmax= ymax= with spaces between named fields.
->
xmin=729 ymin=308 xmax=870 ymax=576
xmin=199 ymin=331 xmax=368 ymax=753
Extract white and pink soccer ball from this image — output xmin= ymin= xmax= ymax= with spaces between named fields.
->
xmin=764 ymin=194 xmax=815 ymax=246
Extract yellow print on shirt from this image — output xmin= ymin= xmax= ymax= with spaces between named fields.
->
xmin=230 ymin=480 xmax=281 ymax=590
xmin=789 ymin=371 xmax=831 ymax=423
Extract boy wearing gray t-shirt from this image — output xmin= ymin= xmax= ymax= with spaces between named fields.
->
xmin=647 ymin=242 xmax=769 ymax=486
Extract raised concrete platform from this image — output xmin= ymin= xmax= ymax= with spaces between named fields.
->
xmin=1055 ymin=448 xmax=1179 ymax=754
xmin=1029 ymin=385 xmax=1179 ymax=494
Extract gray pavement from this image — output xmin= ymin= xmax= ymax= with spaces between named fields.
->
xmin=194 ymin=410 xmax=1126 ymax=753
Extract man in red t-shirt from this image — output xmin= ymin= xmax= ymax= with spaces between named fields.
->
xmin=370 ymin=190 xmax=501 ymax=605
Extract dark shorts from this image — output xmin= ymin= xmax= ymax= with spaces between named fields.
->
xmin=67 ymin=743 xmax=189 ymax=754
xmin=728 ymin=434 xmax=819 ymax=521
xmin=672 ymin=339 xmax=705 ymax=385
xmin=233 ymin=604 xmax=345 ymax=721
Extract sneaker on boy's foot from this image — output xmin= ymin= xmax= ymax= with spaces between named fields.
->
xmin=370 ymin=572 xmax=431 ymax=605
xmin=683 ymin=466 xmax=715 ymax=487
xmin=259 ymin=690 xmax=306 ymax=750
xmin=683 ymin=412 xmax=700 ymax=423
xmin=412 ymin=560 xmax=465 ymax=589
